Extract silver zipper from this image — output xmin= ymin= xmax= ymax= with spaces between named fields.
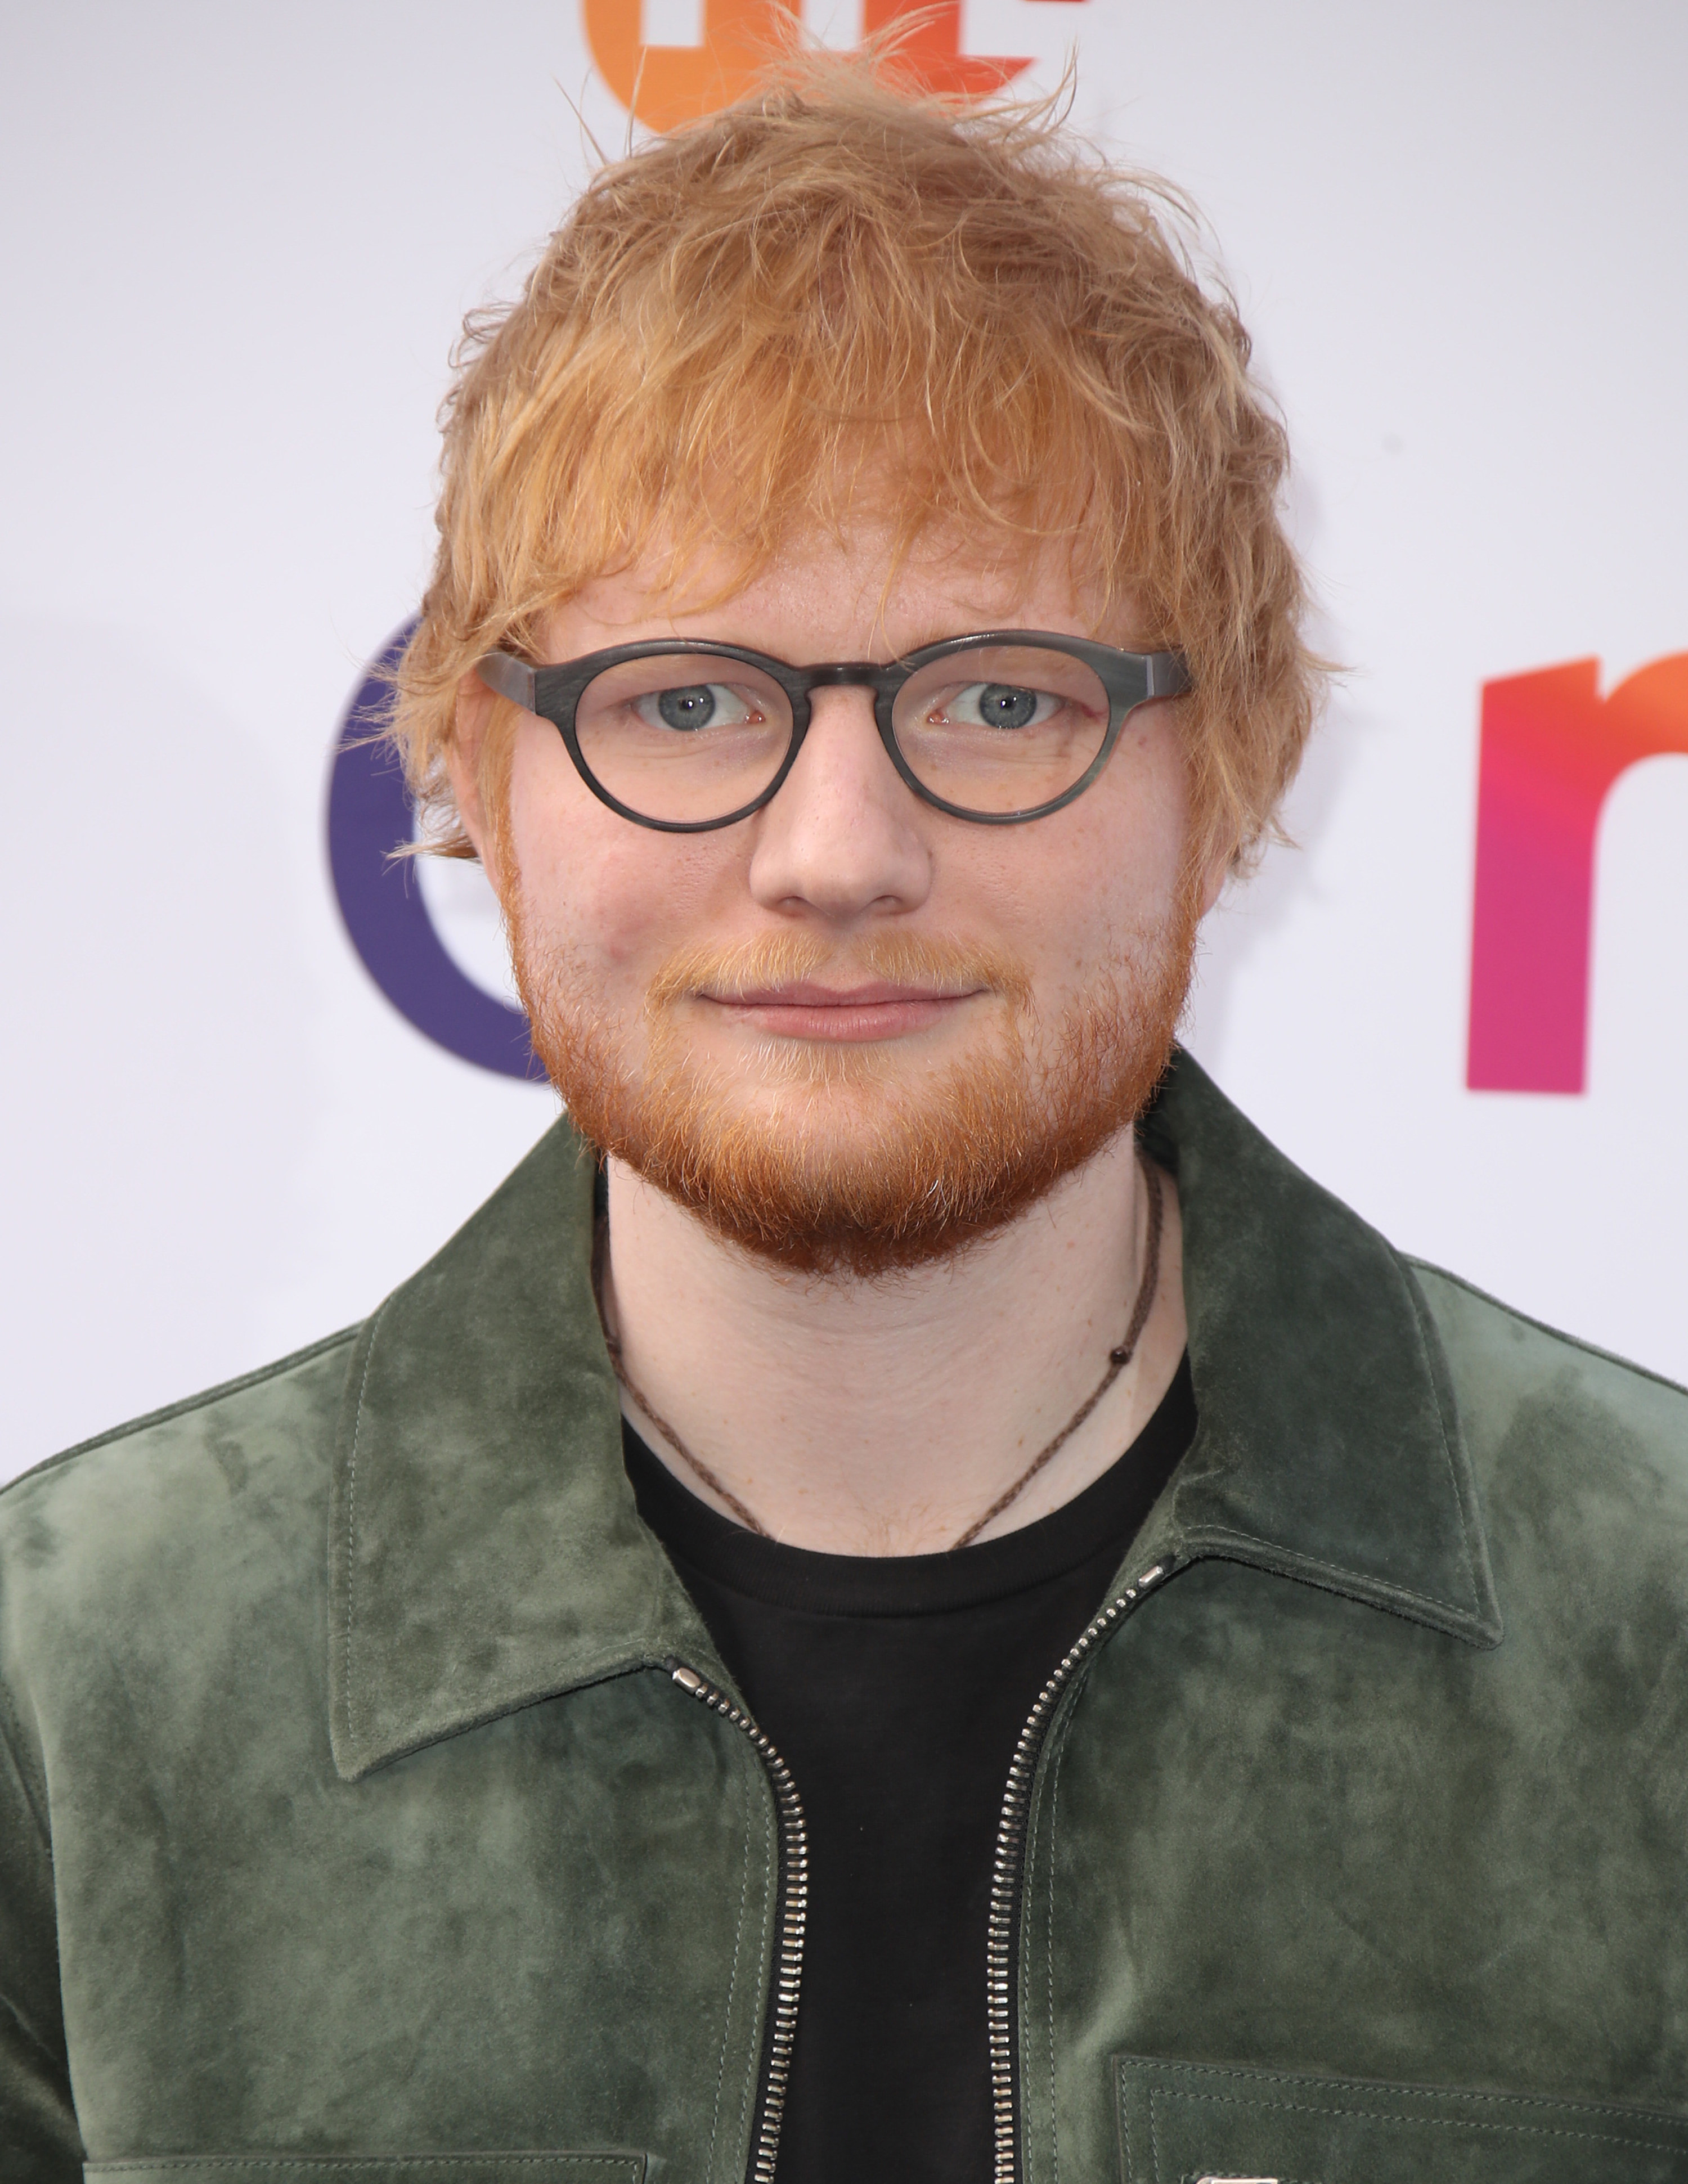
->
xmin=669 ymin=1659 xmax=810 ymax=2184
xmin=986 ymin=1561 xmax=1169 ymax=2184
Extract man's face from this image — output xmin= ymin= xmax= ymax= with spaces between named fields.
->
xmin=455 ymin=523 xmax=1217 ymax=1275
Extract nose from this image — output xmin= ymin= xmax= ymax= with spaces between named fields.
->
xmin=745 ymin=686 xmax=933 ymax=923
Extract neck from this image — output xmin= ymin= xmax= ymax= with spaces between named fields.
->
xmin=598 ymin=1130 xmax=1187 ymax=1554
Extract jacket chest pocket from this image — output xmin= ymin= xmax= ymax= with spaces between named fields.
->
xmin=86 ymin=2159 xmax=644 ymax=2184
xmin=1116 ymin=2057 xmax=1688 ymax=2183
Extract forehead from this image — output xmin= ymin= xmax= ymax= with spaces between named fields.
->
xmin=539 ymin=519 xmax=1130 ymax=663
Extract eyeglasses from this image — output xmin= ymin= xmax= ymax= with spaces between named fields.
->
xmin=477 ymin=631 xmax=1191 ymax=833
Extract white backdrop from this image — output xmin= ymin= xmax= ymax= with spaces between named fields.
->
xmin=5 ymin=1 xmax=1685 ymax=1484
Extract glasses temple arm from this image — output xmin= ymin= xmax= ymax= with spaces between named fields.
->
xmin=478 ymin=651 xmax=538 ymax=712
xmin=1144 ymin=652 xmax=1192 ymax=701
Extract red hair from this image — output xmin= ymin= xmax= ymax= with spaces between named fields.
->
xmin=392 ymin=51 xmax=1324 ymax=873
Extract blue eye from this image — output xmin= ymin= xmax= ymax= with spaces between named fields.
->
xmin=975 ymin=683 xmax=1040 ymax=730
xmin=633 ymin=683 xmax=763 ymax=733
xmin=659 ymin=685 xmax=714 ymax=729
xmin=931 ymin=681 xmax=1062 ymax=731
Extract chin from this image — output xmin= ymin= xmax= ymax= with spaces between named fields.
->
xmin=559 ymin=1024 xmax=1156 ymax=1279
xmin=722 ymin=1032 xmax=935 ymax=1092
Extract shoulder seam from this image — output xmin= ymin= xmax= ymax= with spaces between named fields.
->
xmin=3 ymin=1324 xmax=363 ymax=1498
xmin=1406 ymin=1259 xmax=1688 ymax=1402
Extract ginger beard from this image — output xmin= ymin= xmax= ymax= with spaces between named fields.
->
xmin=509 ymin=882 xmax=1200 ymax=1279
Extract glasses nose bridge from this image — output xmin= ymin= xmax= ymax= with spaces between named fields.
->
xmin=774 ymin=662 xmax=906 ymax=813
xmin=800 ymin=660 xmax=893 ymax=696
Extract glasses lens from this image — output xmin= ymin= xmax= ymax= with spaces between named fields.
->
xmin=891 ymin=644 xmax=1112 ymax=816
xmin=574 ymin=654 xmax=794 ymax=824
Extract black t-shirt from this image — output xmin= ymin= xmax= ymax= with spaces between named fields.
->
xmin=623 ymin=1355 xmax=1196 ymax=2184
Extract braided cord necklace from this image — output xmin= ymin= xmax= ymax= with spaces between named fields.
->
xmin=591 ymin=1149 xmax=1164 ymax=1554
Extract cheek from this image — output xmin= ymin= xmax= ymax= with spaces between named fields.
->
xmin=1076 ymin=716 xmax=1193 ymax=918
xmin=953 ymin=718 xmax=1192 ymax=972
xmin=504 ymin=720 xmax=740 ymax=975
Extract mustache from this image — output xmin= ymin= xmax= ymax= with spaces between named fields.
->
xmin=645 ymin=932 xmax=1034 ymax=1013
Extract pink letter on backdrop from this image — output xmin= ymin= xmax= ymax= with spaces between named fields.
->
xmin=1467 ymin=653 xmax=1688 ymax=1093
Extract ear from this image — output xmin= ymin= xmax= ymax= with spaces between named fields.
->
xmin=446 ymin=668 xmax=503 ymax=891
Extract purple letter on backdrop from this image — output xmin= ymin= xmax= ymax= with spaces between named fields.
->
xmin=326 ymin=623 xmax=544 ymax=1081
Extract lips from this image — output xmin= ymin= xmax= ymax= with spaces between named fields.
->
xmin=722 ymin=980 xmax=970 ymax=1007
xmin=701 ymin=978 xmax=985 ymax=1042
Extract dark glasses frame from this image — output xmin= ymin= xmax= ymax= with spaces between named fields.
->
xmin=477 ymin=630 xmax=1192 ymax=832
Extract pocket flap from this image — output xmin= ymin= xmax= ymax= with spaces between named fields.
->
xmin=1116 ymin=2055 xmax=1688 ymax=2183
xmin=86 ymin=2158 xmax=643 ymax=2184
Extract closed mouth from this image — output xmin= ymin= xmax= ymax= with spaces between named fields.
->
xmin=699 ymin=978 xmax=988 ymax=1041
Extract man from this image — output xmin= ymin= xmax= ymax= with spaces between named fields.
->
xmin=4 ymin=52 xmax=1686 ymax=2184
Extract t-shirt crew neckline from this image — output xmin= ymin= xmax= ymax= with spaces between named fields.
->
xmin=621 ymin=1350 xmax=1196 ymax=1617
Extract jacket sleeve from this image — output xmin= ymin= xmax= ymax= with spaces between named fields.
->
xmin=0 ymin=1688 xmax=84 ymax=2182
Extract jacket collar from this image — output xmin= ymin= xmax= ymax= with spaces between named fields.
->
xmin=1135 ymin=1051 xmax=1500 ymax=1651
xmin=328 ymin=1050 xmax=1500 ymax=1781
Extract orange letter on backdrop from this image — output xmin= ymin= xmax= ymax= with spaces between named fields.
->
xmin=858 ymin=0 xmax=1028 ymax=97
xmin=583 ymin=0 xmax=798 ymax=133
xmin=583 ymin=0 xmax=1084 ymax=131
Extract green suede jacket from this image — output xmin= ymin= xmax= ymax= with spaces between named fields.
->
xmin=5 ymin=1054 xmax=1688 ymax=2184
